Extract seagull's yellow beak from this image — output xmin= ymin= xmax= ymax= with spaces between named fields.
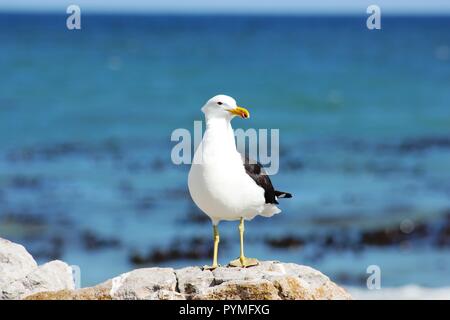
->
xmin=228 ymin=106 xmax=250 ymax=119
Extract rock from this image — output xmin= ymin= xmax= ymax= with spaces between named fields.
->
xmin=0 ymin=238 xmax=74 ymax=300
xmin=26 ymin=289 xmax=105 ymax=300
xmin=2 ymin=238 xmax=351 ymax=300
xmin=0 ymin=238 xmax=37 ymax=289
xmin=192 ymin=261 xmax=351 ymax=300
xmin=26 ymin=281 xmax=112 ymax=300
xmin=110 ymin=268 xmax=177 ymax=300
xmin=271 ymin=276 xmax=309 ymax=299
xmin=2 ymin=260 xmax=74 ymax=300
xmin=193 ymin=279 xmax=281 ymax=300
xmin=212 ymin=260 xmax=283 ymax=284
xmin=176 ymin=266 xmax=214 ymax=295
xmin=28 ymin=261 xmax=350 ymax=300
xmin=145 ymin=289 xmax=185 ymax=300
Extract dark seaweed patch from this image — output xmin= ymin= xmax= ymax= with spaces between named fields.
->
xmin=265 ymin=235 xmax=305 ymax=249
xmin=81 ymin=230 xmax=121 ymax=251
xmin=129 ymin=236 xmax=226 ymax=265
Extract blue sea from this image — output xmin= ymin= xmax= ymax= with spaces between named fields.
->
xmin=1 ymin=13 xmax=450 ymax=296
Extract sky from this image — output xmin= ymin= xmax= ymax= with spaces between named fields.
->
xmin=0 ymin=0 xmax=450 ymax=14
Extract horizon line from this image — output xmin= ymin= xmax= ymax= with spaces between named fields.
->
xmin=1 ymin=8 xmax=450 ymax=16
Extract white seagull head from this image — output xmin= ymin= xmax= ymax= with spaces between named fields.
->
xmin=201 ymin=94 xmax=250 ymax=121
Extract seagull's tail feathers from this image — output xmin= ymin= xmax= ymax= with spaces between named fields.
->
xmin=260 ymin=204 xmax=281 ymax=217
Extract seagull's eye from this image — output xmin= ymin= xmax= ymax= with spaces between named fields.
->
xmin=217 ymin=102 xmax=223 ymax=106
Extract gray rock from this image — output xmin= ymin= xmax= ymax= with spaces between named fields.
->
xmin=3 ymin=260 xmax=74 ymax=300
xmin=145 ymin=289 xmax=186 ymax=300
xmin=103 ymin=261 xmax=350 ymax=300
xmin=1 ymin=238 xmax=74 ymax=300
xmin=278 ymin=263 xmax=331 ymax=291
xmin=0 ymin=238 xmax=37 ymax=290
xmin=212 ymin=261 xmax=283 ymax=284
xmin=176 ymin=266 xmax=214 ymax=295
xmin=2 ymin=238 xmax=351 ymax=300
xmin=193 ymin=279 xmax=281 ymax=300
xmin=25 ymin=261 xmax=352 ymax=300
xmin=110 ymin=268 xmax=177 ymax=300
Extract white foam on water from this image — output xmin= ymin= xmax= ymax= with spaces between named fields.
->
xmin=346 ymin=285 xmax=450 ymax=300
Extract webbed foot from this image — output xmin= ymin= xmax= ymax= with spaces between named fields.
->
xmin=229 ymin=257 xmax=259 ymax=268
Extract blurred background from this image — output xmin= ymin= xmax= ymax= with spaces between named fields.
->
xmin=0 ymin=1 xmax=450 ymax=299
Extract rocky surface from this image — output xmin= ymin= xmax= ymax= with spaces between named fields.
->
xmin=0 ymin=238 xmax=74 ymax=299
xmin=26 ymin=262 xmax=351 ymax=300
xmin=1 ymin=238 xmax=351 ymax=300
xmin=0 ymin=238 xmax=37 ymax=290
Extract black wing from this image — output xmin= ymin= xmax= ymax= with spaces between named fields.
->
xmin=242 ymin=155 xmax=292 ymax=205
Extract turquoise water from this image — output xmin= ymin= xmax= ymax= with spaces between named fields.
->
xmin=1 ymin=13 xmax=450 ymax=288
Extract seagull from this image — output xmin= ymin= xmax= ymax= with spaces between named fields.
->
xmin=188 ymin=95 xmax=292 ymax=269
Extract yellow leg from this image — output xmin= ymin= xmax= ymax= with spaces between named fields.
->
xmin=239 ymin=217 xmax=245 ymax=258
xmin=229 ymin=217 xmax=259 ymax=268
xmin=203 ymin=224 xmax=220 ymax=270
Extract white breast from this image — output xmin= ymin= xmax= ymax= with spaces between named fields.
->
xmin=188 ymin=118 xmax=266 ymax=224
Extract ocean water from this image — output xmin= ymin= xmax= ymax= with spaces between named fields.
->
xmin=1 ymin=13 xmax=450 ymax=295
